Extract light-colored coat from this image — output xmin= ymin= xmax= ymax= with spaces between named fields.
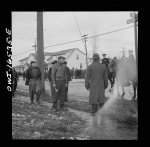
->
xmin=85 ymin=61 xmax=108 ymax=104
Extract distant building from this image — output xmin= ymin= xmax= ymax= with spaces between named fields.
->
xmin=16 ymin=48 xmax=91 ymax=72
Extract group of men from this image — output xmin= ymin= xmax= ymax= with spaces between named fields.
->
xmin=25 ymin=56 xmax=71 ymax=111
xmin=12 ymin=53 xmax=118 ymax=116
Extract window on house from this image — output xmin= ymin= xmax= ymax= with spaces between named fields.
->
xmin=76 ymin=54 xmax=79 ymax=60
xmin=80 ymin=63 xmax=82 ymax=68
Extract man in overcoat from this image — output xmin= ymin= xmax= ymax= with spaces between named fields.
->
xmin=25 ymin=61 xmax=42 ymax=105
xmin=85 ymin=53 xmax=108 ymax=116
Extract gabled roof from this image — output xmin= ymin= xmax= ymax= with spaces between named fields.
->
xmin=45 ymin=48 xmax=74 ymax=56
xmin=19 ymin=48 xmax=85 ymax=63
xmin=19 ymin=57 xmax=29 ymax=61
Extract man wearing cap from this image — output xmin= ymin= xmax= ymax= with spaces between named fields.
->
xmin=102 ymin=54 xmax=109 ymax=67
xmin=63 ymin=61 xmax=71 ymax=102
xmin=48 ymin=60 xmax=57 ymax=102
xmin=85 ymin=53 xmax=108 ymax=116
xmin=51 ymin=56 xmax=68 ymax=111
xmin=25 ymin=61 xmax=42 ymax=105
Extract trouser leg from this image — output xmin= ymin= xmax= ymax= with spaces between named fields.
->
xmin=99 ymin=103 xmax=104 ymax=109
xmin=29 ymin=80 xmax=35 ymax=103
xmin=14 ymin=80 xmax=17 ymax=92
xmin=52 ymin=81 xmax=60 ymax=109
xmin=35 ymin=80 xmax=41 ymax=102
xmin=92 ymin=104 xmax=98 ymax=115
xmin=59 ymin=81 xmax=66 ymax=109
xmin=65 ymin=82 xmax=68 ymax=101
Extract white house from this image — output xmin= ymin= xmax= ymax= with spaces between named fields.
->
xmin=46 ymin=48 xmax=90 ymax=70
xmin=17 ymin=48 xmax=90 ymax=72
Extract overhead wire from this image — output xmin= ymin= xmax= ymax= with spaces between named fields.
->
xmin=13 ymin=25 xmax=134 ymax=57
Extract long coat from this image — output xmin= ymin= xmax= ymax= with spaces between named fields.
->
xmin=85 ymin=61 xmax=108 ymax=104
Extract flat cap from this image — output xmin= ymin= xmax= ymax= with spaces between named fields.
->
xmin=58 ymin=56 xmax=65 ymax=60
xmin=51 ymin=60 xmax=57 ymax=64
xmin=93 ymin=53 xmax=99 ymax=60
xmin=30 ymin=61 xmax=36 ymax=64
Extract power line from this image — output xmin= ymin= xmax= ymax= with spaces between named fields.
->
xmin=73 ymin=12 xmax=82 ymax=37
xmin=13 ymin=25 xmax=134 ymax=57
xmin=45 ymin=25 xmax=134 ymax=49
xmin=73 ymin=12 xmax=86 ymax=49
xmin=88 ymin=25 xmax=134 ymax=39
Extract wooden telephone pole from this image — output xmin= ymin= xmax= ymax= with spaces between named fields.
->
xmin=37 ymin=12 xmax=45 ymax=95
xmin=82 ymin=34 xmax=88 ymax=69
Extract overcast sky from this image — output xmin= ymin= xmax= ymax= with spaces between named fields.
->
xmin=12 ymin=11 xmax=136 ymax=66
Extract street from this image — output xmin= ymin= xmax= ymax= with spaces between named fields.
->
xmin=17 ymin=78 xmax=136 ymax=102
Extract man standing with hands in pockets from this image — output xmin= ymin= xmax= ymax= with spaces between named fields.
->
xmin=51 ymin=56 xmax=68 ymax=112
xmin=85 ymin=53 xmax=108 ymax=116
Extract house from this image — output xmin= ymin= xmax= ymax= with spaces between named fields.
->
xmin=46 ymin=48 xmax=90 ymax=70
xmin=17 ymin=48 xmax=90 ymax=72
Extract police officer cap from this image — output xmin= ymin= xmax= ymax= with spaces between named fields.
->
xmin=51 ymin=60 xmax=57 ymax=64
xmin=30 ymin=61 xmax=36 ymax=64
xmin=58 ymin=56 xmax=65 ymax=60
xmin=102 ymin=53 xmax=106 ymax=56
xmin=93 ymin=53 xmax=99 ymax=59
xmin=63 ymin=61 xmax=67 ymax=64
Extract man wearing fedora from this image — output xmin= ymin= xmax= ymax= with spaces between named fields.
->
xmin=51 ymin=56 xmax=68 ymax=111
xmin=85 ymin=53 xmax=108 ymax=116
xmin=25 ymin=61 xmax=42 ymax=105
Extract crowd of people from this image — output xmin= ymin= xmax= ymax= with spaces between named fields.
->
xmin=12 ymin=50 xmax=137 ymax=116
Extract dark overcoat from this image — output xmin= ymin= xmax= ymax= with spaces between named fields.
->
xmin=85 ymin=61 xmax=108 ymax=104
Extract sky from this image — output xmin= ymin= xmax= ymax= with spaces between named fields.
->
xmin=12 ymin=11 xmax=137 ymax=66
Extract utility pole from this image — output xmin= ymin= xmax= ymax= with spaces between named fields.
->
xmin=82 ymin=34 xmax=88 ymax=69
xmin=127 ymin=11 xmax=138 ymax=103
xmin=127 ymin=12 xmax=138 ymax=70
xmin=32 ymin=38 xmax=37 ymax=61
xmin=37 ymin=12 xmax=45 ymax=95
xmin=120 ymin=47 xmax=128 ymax=58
